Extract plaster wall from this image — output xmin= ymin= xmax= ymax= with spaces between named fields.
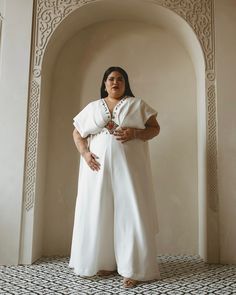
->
xmin=41 ymin=20 xmax=198 ymax=256
xmin=0 ymin=0 xmax=33 ymax=264
xmin=215 ymin=0 xmax=236 ymax=264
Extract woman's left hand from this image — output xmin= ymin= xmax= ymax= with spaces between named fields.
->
xmin=113 ymin=127 xmax=136 ymax=143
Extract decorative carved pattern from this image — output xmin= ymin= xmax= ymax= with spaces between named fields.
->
xmin=24 ymin=80 xmax=40 ymax=210
xmin=24 ymin=0 xmax=218 ymax=216
xmin=152 ymin=1 xmax=218 ymax=213
xmin=154 ymin=0 xmax=214 ymax=71
xmin=206 ymin=81 xmax=218 ymax=212
xmin=35 ymin=0 xmax=97 ymax=71
xmin=153 ymin=0 xmax=218 ymax=211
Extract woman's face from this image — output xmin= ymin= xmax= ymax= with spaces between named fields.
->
xmin=104 ymin=71 xmax=126 ymax=99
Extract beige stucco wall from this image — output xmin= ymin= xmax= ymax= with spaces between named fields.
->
xmin=215 ymin=0 xmax=236 ymax=264
xmin=41 ymin=20 xmax=198 ymax=256
xmin=0 ymin=0 xmax=33 ymax=264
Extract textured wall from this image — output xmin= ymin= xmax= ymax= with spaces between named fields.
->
xmin=215 ymin=0 xmax=236 ymax=264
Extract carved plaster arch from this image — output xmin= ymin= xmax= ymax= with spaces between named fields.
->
xmin=22 ymin=0 xmax=218 ymax=262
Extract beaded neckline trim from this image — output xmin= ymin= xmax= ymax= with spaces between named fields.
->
xmin=101 ymin=96 xmax=127 ymax=134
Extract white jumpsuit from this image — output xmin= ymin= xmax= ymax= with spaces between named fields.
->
xmin=69 ymin=96 xmax=160 ymax=281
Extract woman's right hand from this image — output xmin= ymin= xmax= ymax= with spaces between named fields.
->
xmin=82 ymin=151 xmax=101 ymax=171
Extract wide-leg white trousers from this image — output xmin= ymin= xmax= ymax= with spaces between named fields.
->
xmin=69 ymin=132 xmax=160 ymax=281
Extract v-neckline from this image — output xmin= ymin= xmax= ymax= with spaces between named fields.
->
xmin=102 ymin=96 xmax=127 ymax=117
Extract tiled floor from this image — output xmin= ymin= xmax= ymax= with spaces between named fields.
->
xmin=0 ymin=255 xmax=235 ymax=294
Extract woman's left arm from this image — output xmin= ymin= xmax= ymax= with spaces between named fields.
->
xmin=114 ymin=115 xmax=160 ymax=143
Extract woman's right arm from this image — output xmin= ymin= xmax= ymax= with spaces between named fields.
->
xmin=73 ymin=128 xmax=100 ymax=171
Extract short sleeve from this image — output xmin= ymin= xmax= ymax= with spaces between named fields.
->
xmin=73 ymin=101 xmax=106 ymax=137
xmin=140 ymin=99 xmax=158 ymax=124
xmin=73 ymin=103 xmax=92 ymax=138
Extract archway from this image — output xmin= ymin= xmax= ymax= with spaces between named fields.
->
xmin=20 ymin=0 xmax=219 ymax=264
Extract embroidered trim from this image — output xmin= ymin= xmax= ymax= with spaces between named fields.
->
xmin=104 ymin=120 xmax=119 ymax=134
xmin=101 ymin=96 xmax=126 ymax=134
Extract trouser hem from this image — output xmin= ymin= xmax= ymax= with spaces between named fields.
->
xmin=118 ymin=269 xmax=161 ymax=281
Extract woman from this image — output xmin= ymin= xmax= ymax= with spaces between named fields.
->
xmin=69 ymin=66 xmax=161 ymax=288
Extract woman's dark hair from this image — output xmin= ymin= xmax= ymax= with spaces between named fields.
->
xmin=100 ymin=66 xmax=135 ymax=98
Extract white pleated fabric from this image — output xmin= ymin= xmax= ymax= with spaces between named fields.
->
xmin=69 ymin=96 xmax=160 ymax=281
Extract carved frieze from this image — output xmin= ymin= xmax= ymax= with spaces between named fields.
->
xmin=155 ymin=0 xmax=214 ymax=71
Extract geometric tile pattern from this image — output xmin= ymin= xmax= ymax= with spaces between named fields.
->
xmin=1 ymin=255 xmax=236 ymax=294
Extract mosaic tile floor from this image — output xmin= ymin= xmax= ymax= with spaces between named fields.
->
xmin=0 ymin=255 xmax=236 ymax=294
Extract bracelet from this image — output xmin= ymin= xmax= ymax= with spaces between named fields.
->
xmin=134 ymin=129 xmax=137 ymax=139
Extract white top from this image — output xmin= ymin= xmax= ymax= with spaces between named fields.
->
xmin=73 ymin=96 xmax=157 ymax=138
